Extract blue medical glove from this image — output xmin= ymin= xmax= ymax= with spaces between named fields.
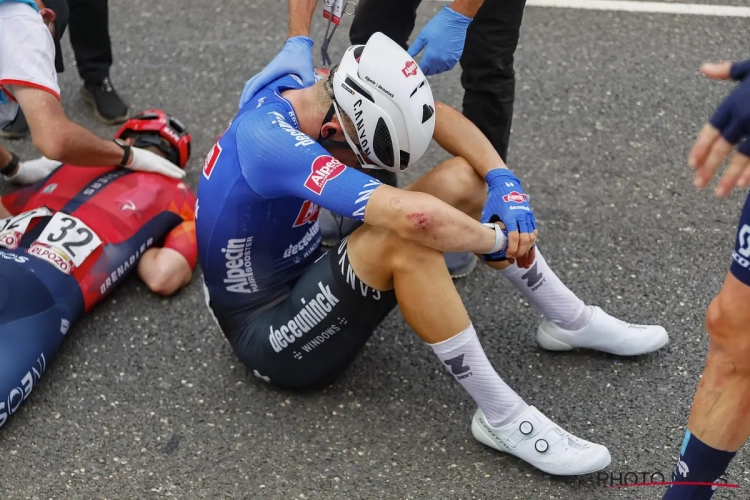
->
xmin=710 ymin=59 xmax=750 ymax=156
xmin=407 ymin=6 xmax=472 ymax=76
xmin=480 ymin=169 xmax=537 ymax=260
xmin=239 ymin=36 xmax=315 ymax=109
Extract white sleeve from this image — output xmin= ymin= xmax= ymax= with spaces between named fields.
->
xmin=0 ymin=2 xmax=60 ymax=102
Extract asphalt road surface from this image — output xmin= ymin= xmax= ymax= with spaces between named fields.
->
xmin=1 ymin=1 xmax=749 ymax=499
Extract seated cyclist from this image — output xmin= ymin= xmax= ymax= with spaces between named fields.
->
xmin=0 ymin=110 xmax=197 ymax=429
xmin=197 ymin=33 xmax=666 ymax=476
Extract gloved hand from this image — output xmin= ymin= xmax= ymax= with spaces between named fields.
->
xmin=239 ymin=36 xmax=315 ymax=109
xmin=689 ymin=59 xmax=750 ymax=197
xmin=126 ymin=147 xmax=185 ymax=179
xmin=407 ymin=6 xmax=472 ymax=76
xmin=480 ymin=168 xmax=537 ymax=261
xmin=4 ymin=156 xmax=61 ymax=185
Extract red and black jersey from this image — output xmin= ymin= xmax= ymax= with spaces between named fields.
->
xmin=0 ymin=164 xmax=197 ymax=314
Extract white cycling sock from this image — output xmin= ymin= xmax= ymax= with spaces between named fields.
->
xmin=429 ymin=324 xmax=527 ymax=427
xmin=499 ymin=249 xmax=592 ymax=331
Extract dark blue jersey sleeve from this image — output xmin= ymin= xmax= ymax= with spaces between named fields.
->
xmin=234 ymin=109 xmax=382 ymax=221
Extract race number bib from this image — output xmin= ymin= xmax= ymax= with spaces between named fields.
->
xmin=28 ymin=212 xmax=102 ymax=274
xmin=0 ymin=207 xmax=53 ymax=250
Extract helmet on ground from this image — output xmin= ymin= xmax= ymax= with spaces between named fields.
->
xmin=115 ymin=110 xmax=191 ymax=168
xmin=331 ymin=32 xmax=435 ymax=172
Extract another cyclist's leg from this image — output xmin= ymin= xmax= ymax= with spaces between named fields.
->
xmin=663 ymin=195 xmax=750 ymax=499
xmin=0 ymin=301 xmax=73 ymax=429
xmin=345 ymin=213 xmax=611 ymax=475
xmin=406 ymin=157 xmax=668 ymax=356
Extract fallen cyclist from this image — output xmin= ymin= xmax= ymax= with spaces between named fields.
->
xmin=0 ymin=110 xmax=197 ymax=429
xmin=197 ymin=33 xmax=667 ymax=475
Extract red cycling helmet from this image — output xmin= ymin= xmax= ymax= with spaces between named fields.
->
xmin=115 ymin=110 xmax=191 ymax=168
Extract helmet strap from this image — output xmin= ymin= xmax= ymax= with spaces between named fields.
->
xmin=331 ymin=102 xmax=369 ymax=167
xmin=317 ymin=104 xmax=337 ymax=141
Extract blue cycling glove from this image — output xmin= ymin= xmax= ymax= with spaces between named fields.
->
xmin=480 ymin=169 xmax=537 ymax=260
xmin=710 ymin=59 xmax=750 ymax=156
xmin=407 ymin=6 xmax=472 ymax=77
xmin=238 ymin=36 xmax=315 ymax=109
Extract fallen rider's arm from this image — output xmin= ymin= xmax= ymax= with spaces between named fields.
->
xmin=137 ymin=220 xmax=196 ymax=296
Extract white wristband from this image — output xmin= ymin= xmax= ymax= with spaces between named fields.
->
xmin=482 ymin=223 xmax=506 ymax=254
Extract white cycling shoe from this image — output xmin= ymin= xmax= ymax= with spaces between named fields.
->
xmin=472 ymin=406 xmax=611 ymax=476
xmin=536 ymin=306 xmax=668 ymax=356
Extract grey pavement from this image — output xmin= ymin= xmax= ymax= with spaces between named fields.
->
xmin=1 ymin=1 xmax=749 ymax=499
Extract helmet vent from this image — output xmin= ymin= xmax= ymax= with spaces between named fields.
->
xmin=353 ymin=46 xmax=365 ymax=60
xmin=344 ymin=77 xmax=374 ymax=103
xmin=421 ymin=104 xmax=434 ymax=124
xmin=399 ymin=151 xmax=410 ymax=171
xmin=373 ymin=118 xmax=394 ymax=168
xmin=410 ymin=80 xmax=425 ymax=98
xmin=170 ymin=117 xmax=187 ymax=134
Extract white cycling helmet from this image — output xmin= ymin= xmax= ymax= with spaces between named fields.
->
xmin=330 ymin=32 xmax=436 ymax=172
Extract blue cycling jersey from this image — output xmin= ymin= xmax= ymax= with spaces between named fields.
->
xmin=196 ymin=76 xmax=382 ymax=317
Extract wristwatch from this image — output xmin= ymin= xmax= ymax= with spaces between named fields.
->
xmin=113 ymin=138 xmax=131 ymax=167
xmin=0 ymin=152 xmax=20 ymax=176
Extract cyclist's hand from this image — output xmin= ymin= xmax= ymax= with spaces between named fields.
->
xmin=689 ymin=59 xmax=750 ymax=198
xmin=480 ymin=169 xmax=537 ymax=264
xmin=239 ymin=36 xmax=315 ymax=109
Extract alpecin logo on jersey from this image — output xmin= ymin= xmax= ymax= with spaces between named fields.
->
xmin=293 ymin=200 xmax=320 ymax=227
xmin=304 ymin=156 xmax=346 ymax=195
xmin=223 ymin=237 xmax=259 ymax=294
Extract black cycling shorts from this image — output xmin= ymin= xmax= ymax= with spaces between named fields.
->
xmin=216 ymin=236 xmax=397 ymax=389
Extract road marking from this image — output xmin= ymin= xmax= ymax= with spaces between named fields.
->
xmin=429 ymin=0 xmax=750 ymax=17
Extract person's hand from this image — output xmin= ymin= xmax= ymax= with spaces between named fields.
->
xmin=407 ymin=6 xmax=472 ymax=76
xmin=689 ymin=59 xmax=750 ymax=198
xmin=126 ymin=148 xmax=185 ymax=179
xmin=4 ymin=156 xmax=61 ymax=185
xmin=480 ymin=169 xmax=537 ymax=265
xmin=238 ymin=36 xmax=315 ymax=109
xmin=481 ymin=222 xmax=537 ymax=268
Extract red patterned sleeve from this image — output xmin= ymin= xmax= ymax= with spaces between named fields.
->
xmin=163 ymin=219 xmax=197 ymax=269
